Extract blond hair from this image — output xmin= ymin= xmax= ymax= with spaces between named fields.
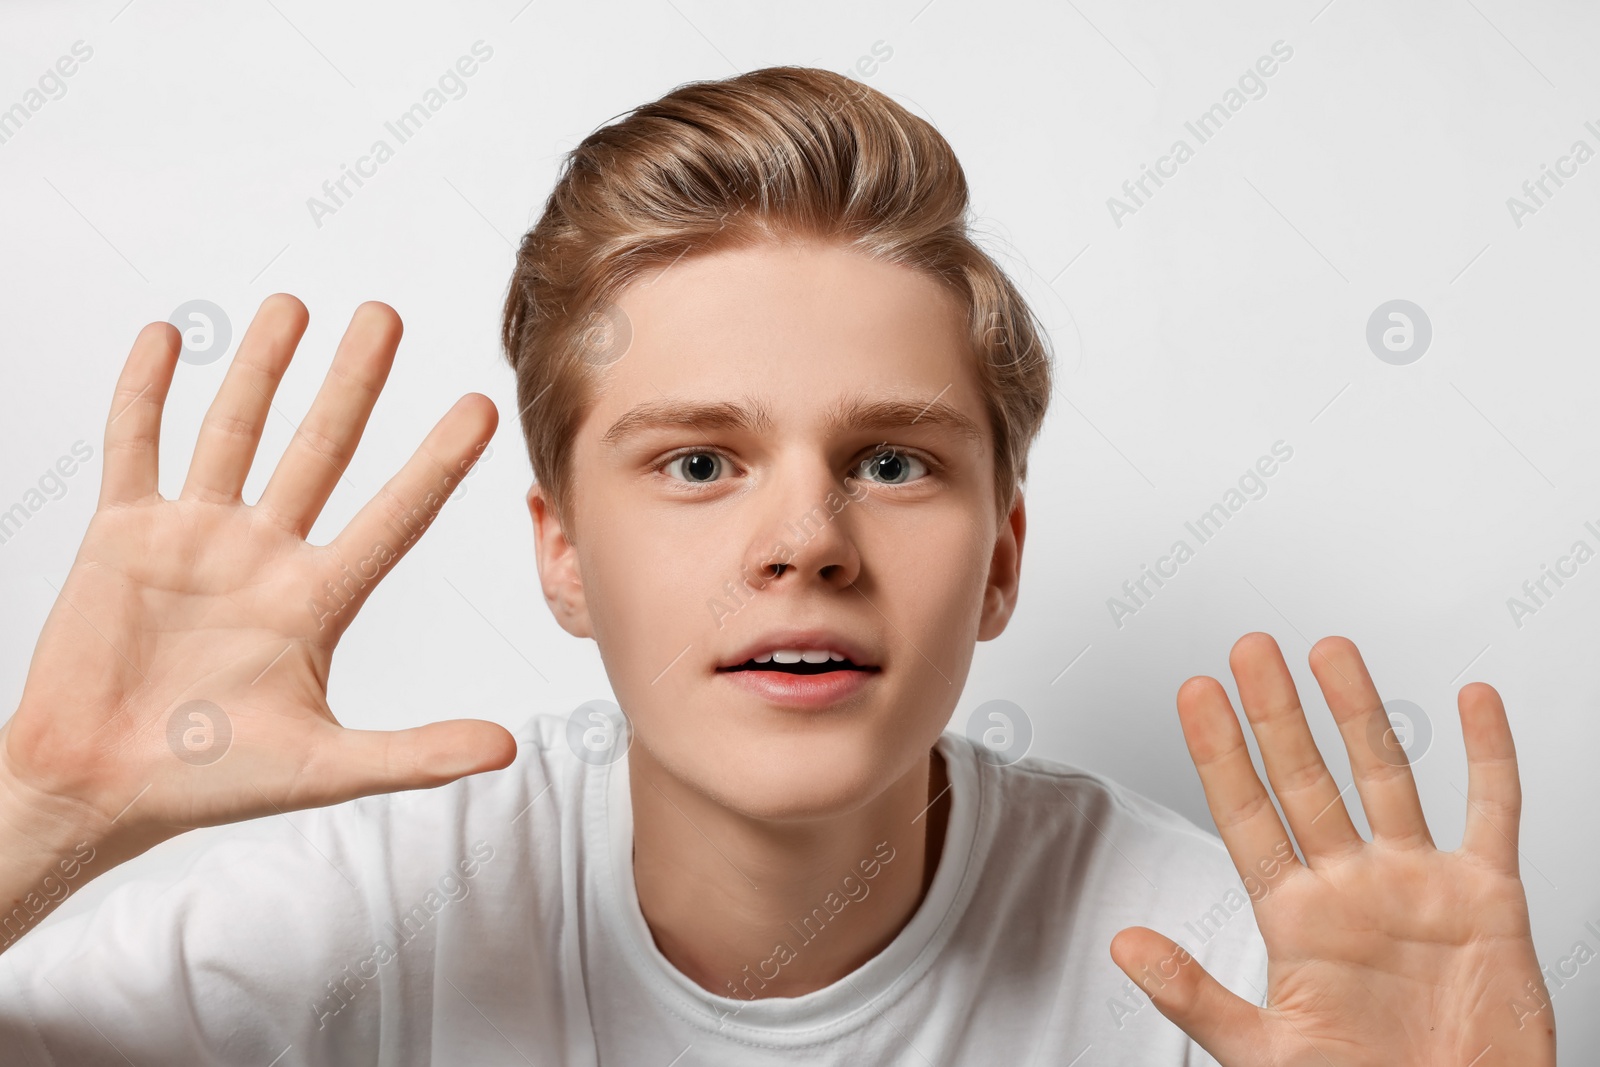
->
xmin=500 ymin=65 xmax=1052 ymax=532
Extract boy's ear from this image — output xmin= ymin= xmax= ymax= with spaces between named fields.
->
xmin=976 ymin=492 xmax=1026 ymax=642
xmin=525 ymin=482 xmax=594 ymax=639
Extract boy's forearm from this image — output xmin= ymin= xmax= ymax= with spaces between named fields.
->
xmin=0 ymin=759 xmax=149 ymax=956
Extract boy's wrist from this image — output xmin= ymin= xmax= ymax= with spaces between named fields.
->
xmin=0 ymin=760 xmax=138 ymax=953
xmin=0 ymin=734 xmax=156 ymax=887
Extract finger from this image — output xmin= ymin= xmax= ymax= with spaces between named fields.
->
xmin=1308 ymin=636 xmax=1433 ymax=848
xmin=257 ymin=301 xmax=401 ymax=537
xmin=1177 ymin=675 xmax=1303 ymax=895
xmin=319 ymin=394 xmax=495 ymax=627
xmin=1458 ymin=681 xmax=1522 ymax=871
xmin=1230 ymin=632 xmax=1362 ymax=863
xmin=180 ymin=294 xmax=308 ymax=503
xmin=295 ymin=718 xmax=519 ymax=808
xmin=100 ymin=321 xmax=181 ymax=507
xmin=1109 ymin=926 xmax=1265 ymax=1063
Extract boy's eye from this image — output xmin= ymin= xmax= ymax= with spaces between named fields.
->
xmin=855 ymin=449 xmax=928 ymax=485
xmin=662 ymin=452 xmax=726 ymax=483
xmin=658 ymin=448 xmax=931 ymax=486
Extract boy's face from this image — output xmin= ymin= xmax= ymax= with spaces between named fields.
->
xmin=527 ymin=237 xmax=1025 ymax=819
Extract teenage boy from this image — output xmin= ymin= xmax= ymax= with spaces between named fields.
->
xmin=0 ymin=67 xmax=1553 ymax=1065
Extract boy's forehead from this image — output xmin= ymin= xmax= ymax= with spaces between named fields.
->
xmin=617 ymin=238 xmax=961 ymax=337
xmin=584 ymin=240 xmax=985 ymax=440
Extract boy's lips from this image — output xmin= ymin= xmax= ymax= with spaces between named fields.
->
xmin=716 ymin=663 xmax=879 ymax=709
xmin=714 ymin=626 xmax=880 ymax=671
xmin=713 ymin=625 xmax=883 ymax=709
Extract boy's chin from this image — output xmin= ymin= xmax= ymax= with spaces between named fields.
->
xmin=662 ymin=726 xmax=923 ymax=823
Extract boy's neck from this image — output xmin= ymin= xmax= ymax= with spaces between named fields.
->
xmin=628 ymin=741 xmax=952 ymax=1001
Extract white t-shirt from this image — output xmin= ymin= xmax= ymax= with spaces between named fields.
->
xmin=0 ymin=713 xmax=1268 ymax=1065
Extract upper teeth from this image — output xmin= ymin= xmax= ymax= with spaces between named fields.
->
xmin=755 ymin=650 xmax=846 ymax=664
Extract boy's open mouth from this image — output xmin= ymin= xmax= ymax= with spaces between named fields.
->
xmin=714 ymin=630 xmax=883 ymax=686
xmin=718 ymin=658 xmax=878 ymax=675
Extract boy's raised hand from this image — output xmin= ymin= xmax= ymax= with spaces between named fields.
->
xmin=1110 ymin=632 xmax=1555 ymax=1065
xmin=2 ymin=294 xmax=516 ymax=864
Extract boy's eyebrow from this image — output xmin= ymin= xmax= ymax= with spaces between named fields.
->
xmin=601 ymin=398 xmax=773 ymax=446
xmin=599 ymin=393 xmax=986 ymax=448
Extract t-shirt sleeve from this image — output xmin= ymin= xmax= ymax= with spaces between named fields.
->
xmin=0 ymin=806 xmax=390 ymax=1067
xmin=1047 ymin=765 xmax=1275 ymax=1067
xmin=1124 ymin=797 xmax=1272 ymax=1067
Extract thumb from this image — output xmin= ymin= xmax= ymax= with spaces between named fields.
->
xmin=306 ymin=718 xmax=520 ymax=805
xmin=1109 ymin=926 xmax=1263 ymax=1064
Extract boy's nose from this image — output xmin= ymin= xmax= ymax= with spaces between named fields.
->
xmin=741 ymin=469 xmax=863 ymax=590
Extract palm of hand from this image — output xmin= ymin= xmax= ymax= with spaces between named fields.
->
xmin=15 ymin=500 xmax=332 ymax=827
xmin=1110 ymin=633 xmax=1555 ymax=1067
xmin=1253 ymin=843 xmax=1543 ymax=1063
xmin=4 ymin=296 xmax=515 ymax=848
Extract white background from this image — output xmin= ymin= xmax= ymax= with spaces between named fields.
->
xmin=2 ymin=0 xmax=1597 ymax=1053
